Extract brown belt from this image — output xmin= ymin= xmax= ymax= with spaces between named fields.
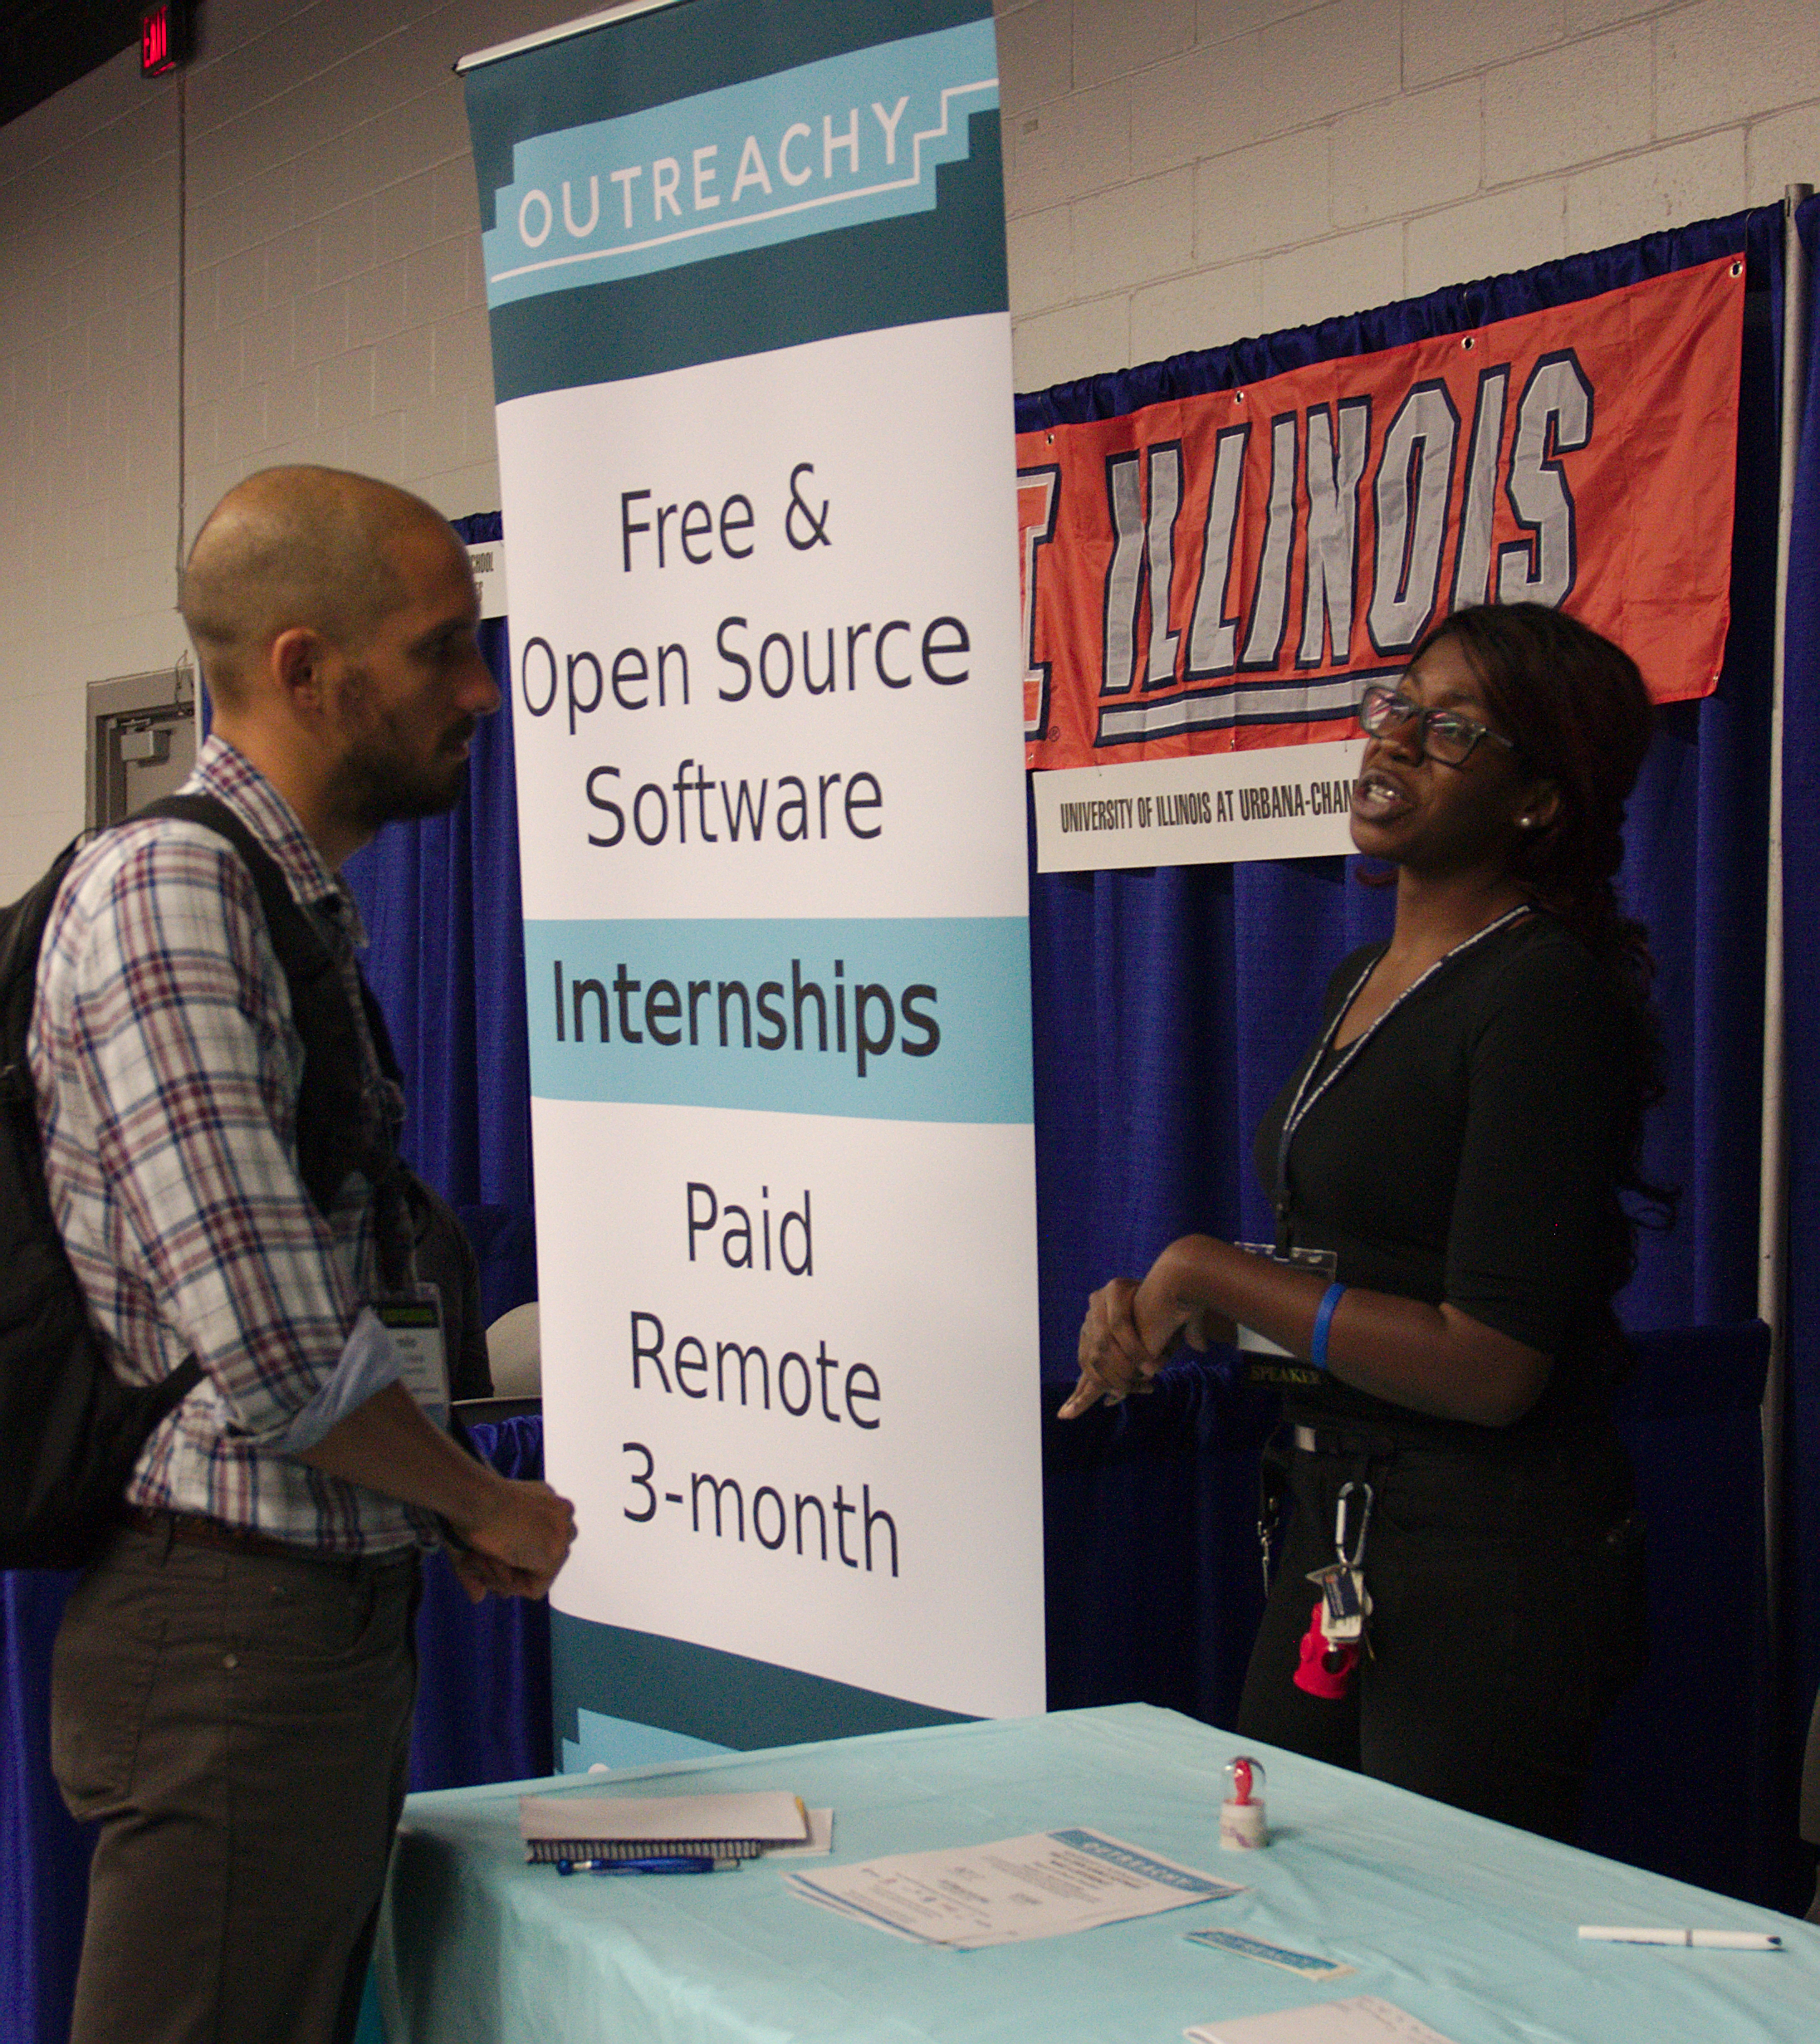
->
xmin=125 ymin=1505 xmax=315 ymax=1561
xmin=118 ymin=1505 xmax=406 ymax=1570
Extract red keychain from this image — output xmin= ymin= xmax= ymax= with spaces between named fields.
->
xmin=1293 ymin=1480 xmax=1371 ymax=1697
xmin=1293 ymin=1601 xmax=1359 ymax=1698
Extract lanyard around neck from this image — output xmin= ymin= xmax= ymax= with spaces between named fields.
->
xmin=1272 ymin=904 xmax=1533 ymax=1253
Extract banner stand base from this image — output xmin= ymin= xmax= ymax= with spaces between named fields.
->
xmin=551 ymin=1608 xmax=973 ymax=1763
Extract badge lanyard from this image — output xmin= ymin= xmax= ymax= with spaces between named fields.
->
xmin=375 ymin=1196 xmax=451 ymax=1430
xmin=379 ymin=1285 xmax=450 ymax=1431
xmin=1272 ymin=905 xmax=1533 ymax=1254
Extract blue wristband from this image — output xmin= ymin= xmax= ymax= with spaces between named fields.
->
xmin=1309 ymin=1283 xmax=1346 ymax=1372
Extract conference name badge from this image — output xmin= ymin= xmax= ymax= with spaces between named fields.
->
xmin=1232 ymin=1244 xmax=1336 ymax=1387
xmin=379 ymin=1286 xmax=449 ymax=1430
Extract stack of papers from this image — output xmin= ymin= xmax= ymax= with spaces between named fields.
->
xmin=519 ymin=1789 xmax=810 ymax=1865
xmin=786 ymin=1827 xmax=1243 ymax=1948
xmin=1185 ymin=1998 xmax=1460 ymax=2043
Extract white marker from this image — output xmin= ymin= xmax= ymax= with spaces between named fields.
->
xmin=1578 ymin=1926 xmax=1782 ymax=1949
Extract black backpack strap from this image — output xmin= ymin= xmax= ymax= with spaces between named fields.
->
xmin=135 ymin=795 xmax=403 ymax=1254
xmin=357 ymin=973 xmax=406 ymax=1091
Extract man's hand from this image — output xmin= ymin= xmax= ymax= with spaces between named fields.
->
xmin=447 ymin=1479 xmax=575 ymax=1603
xmin=298 ymin=1381 xmax=578 ymax=1599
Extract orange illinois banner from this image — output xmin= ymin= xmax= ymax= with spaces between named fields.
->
xmin=1020 ymin=257 xmax=1744 ymax=773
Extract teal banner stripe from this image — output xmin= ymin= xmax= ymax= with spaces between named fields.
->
xmin=482 ymin=23 xmax=997 ymax=310
xmin=487 ymin=117 xmax=1005 ymax=400
xmin=528 ymin=917 xmax=1032 ymax=1123
xmin=551 ymin=1607 xmax=971 ymax=1756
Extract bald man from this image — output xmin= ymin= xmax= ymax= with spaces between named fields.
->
xmin=29 ymin=467 xmax=576 ymax=2044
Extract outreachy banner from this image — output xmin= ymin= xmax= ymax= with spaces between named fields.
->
xmin=460 ymin=0 xmax=1044 ymax=1739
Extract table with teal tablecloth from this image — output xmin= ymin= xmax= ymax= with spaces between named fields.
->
xmin=379 ymin=1703 xmax=1818 ymax=2044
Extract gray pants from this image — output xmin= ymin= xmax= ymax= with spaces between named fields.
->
xmin=51 ymin=1520 xmax=419 ymax=2044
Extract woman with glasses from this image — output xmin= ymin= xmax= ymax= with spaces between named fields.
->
xmin=1064 ymin=602 xmax=1667 ymax=1842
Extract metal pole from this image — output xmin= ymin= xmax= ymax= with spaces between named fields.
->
xmin=1761 ymin=183 xmax=1813 ymax=1621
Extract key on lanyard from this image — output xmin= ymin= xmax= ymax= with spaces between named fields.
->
xmin=1308 ymin=1480 xmax=1373 ymax=1645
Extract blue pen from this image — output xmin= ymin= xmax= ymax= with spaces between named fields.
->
xmin=555 ymin=1856 xmax=718 ymax=1875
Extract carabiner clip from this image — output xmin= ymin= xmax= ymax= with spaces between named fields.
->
xmin=1334 ymin=1479 xmax=1373 ymax=1572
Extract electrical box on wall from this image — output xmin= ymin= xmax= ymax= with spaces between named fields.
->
xmin=87 ymin=670 xmax=198 ymax=829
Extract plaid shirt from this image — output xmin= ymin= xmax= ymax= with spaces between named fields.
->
xmin=29 ymin=736 xmax=431 ymax=1552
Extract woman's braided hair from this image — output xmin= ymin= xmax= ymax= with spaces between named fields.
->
xmin=1410 ymin=602 xmax=1676 ymax=1279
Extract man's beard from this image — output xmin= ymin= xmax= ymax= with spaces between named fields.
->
xmin=340 ymin=716 xmax=475 ymax=833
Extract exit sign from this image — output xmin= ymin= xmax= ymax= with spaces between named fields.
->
xmin=141 ymin=3 xmax=193 ymax=78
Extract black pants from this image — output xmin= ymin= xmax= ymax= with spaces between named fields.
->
xmin=51 ymin=1522 xmax=420 ymax=2044
xmin=1236 ymin=1425 xmax=1647 ymax=1842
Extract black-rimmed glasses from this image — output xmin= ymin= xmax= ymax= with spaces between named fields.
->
xmin=1357 ymin=682 xmax=1519 ymax=767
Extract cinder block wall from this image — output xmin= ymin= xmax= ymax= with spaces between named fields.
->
xmin=0 ymin=0 xmax=1814 ymax=892
xmin=0 ymin=0 xmax=563 ymax=893
xmin=1003 ymin=0 xmax=1819 ymax=387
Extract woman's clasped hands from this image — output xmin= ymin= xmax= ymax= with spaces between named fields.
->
xmin=1062 ymin=1248 xmax=1225 ymax=1420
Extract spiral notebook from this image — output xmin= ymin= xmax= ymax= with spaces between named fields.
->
xmin=519 ymin=1788 xmax=810 ymax=1864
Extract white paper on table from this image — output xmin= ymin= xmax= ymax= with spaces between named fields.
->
xmin=766 ymin=1810 xmax=834 ymax=1858
xmin=786 ymin=1875 xmax=933 ymax=1943
xmin=1185 ymin=1995 xmax=1462 ymax=2044
xmin=785 ymin=1827 xmax=1242 ymax=1949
